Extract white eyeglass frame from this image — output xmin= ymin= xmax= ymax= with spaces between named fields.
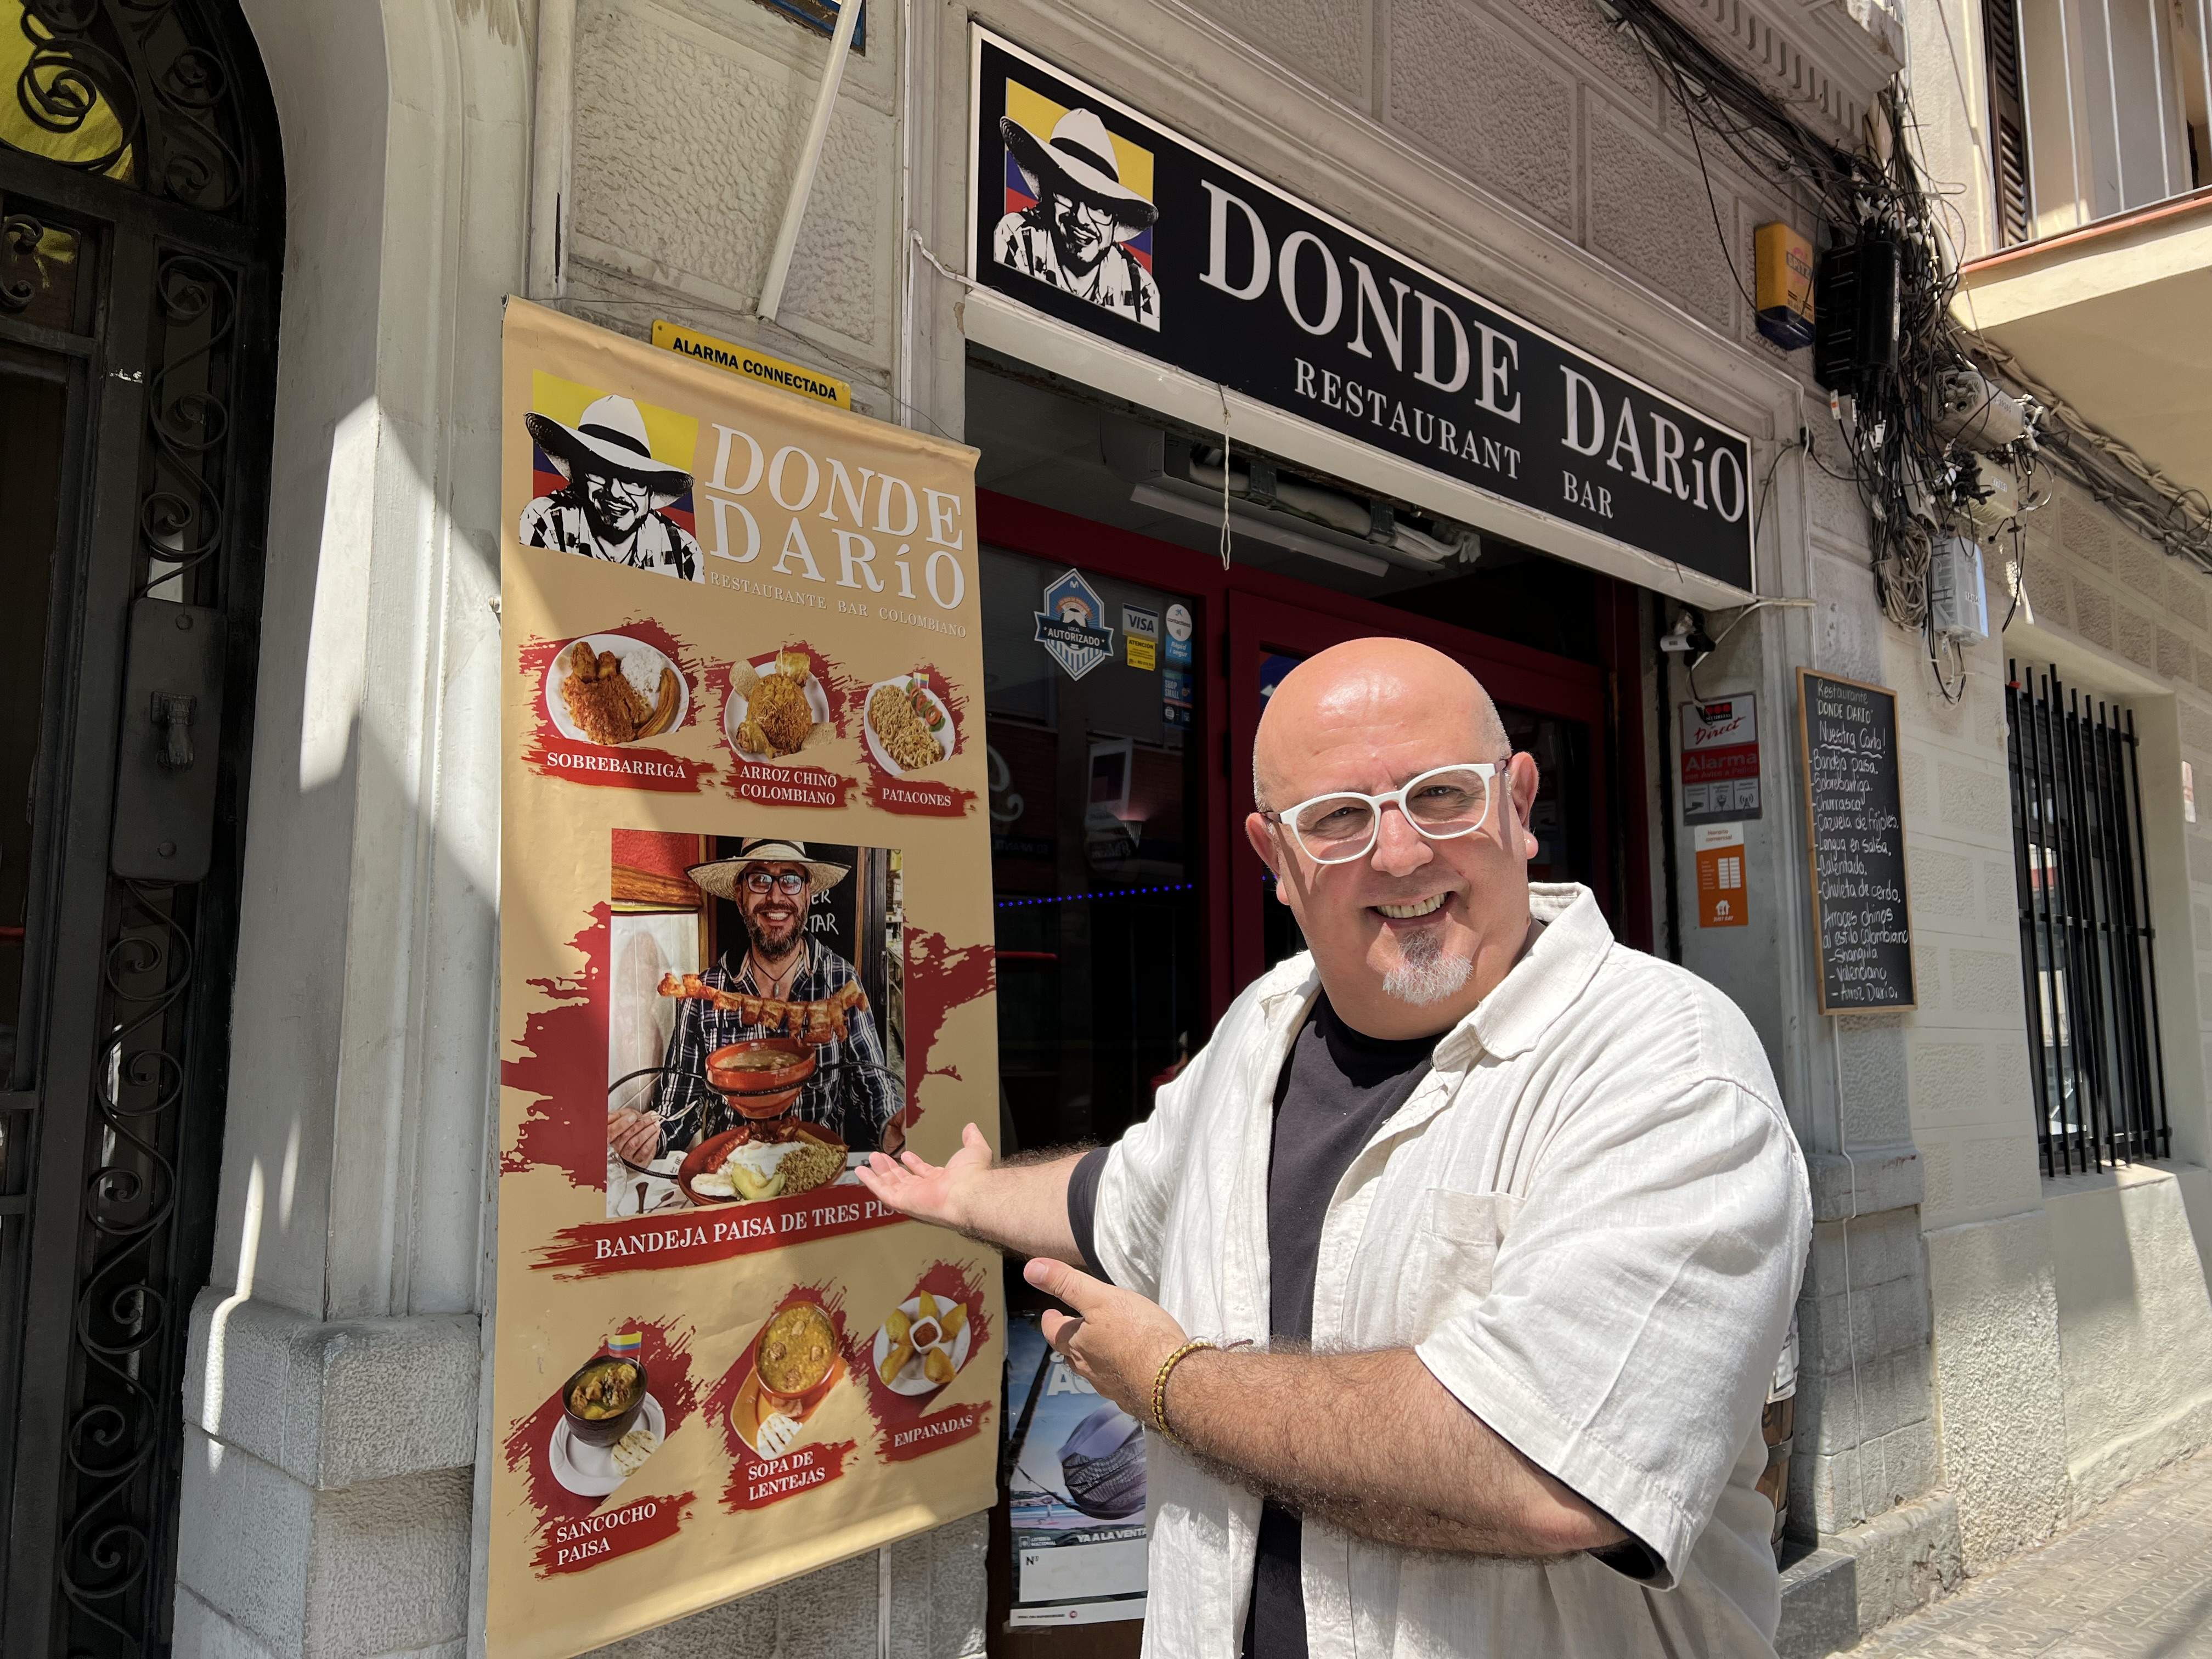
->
xmin=1261 ymin=757 xmax=1513 ymax=866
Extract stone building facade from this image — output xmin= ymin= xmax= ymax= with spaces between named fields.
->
xmin=129 ymin=0 xmax=2212 ymax=1655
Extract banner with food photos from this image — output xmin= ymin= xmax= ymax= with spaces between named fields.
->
xmin=490 ymin=299 xmax=1002 ymax=1656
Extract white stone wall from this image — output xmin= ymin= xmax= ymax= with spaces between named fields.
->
xmin=1896 ymin=473 xmax=2212 ymax=1571
xmin=561 ymin=0 xmax=907 ymax=416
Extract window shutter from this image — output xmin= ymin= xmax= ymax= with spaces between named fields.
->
xmin=1983 ymin=0 xmax=2034 ymax=244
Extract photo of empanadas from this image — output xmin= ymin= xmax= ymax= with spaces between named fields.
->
xmin=871 ymin=1292 xmax=974 ymax=1397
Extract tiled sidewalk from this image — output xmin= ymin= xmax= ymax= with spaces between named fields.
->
xmin=1846 ymin=1451 xmax=2212 ymax=1658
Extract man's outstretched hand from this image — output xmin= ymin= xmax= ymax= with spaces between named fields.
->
xmin=1025 ymin=1257 xmax=1189 ymax=1424
xmin=856 ymin=1120 xmax=994 ymax=1233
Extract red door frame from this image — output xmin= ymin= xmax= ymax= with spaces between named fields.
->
xmin=978 ymin=490 xmax=1651 ymax=1023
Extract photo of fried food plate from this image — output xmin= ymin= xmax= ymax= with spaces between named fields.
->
xmin=544 ymin=632 xmax=687 ymax=746
xmin=862 ymin=675 xmax=952 ymax=777
xmin=730 ymin=1302 xmax=844 ymax=1459
xmin=871 ymin=1293 xmax=973 ymax=1397
xmin=723 ymin=650 xmax=830 ymax=763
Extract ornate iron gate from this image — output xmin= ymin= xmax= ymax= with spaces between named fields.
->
xmin=0 ymin=2 xmax=280 ymax=1652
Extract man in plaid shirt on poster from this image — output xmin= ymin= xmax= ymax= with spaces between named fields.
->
xmin=610 ymin=838 xmax=903 ymax=1160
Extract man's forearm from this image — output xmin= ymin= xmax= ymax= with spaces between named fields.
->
xmin=944 ymin=1148 xmax=1089 ymax=1263
xmin=1163 ymin=1346 xmax=1624 ymax=1559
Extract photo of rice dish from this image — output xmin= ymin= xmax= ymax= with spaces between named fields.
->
xmin=687 ymin=1133 xmax=845 ymax=1202
xmin=549 ymin=634 xmax=682 ymax=747
xmin=725 ymin=649 xmax=821 ymax=760
xmin=744 ymin=672 xmax=812 ymax=755
xmin=867 ymin=679 xmax=946 ymax=773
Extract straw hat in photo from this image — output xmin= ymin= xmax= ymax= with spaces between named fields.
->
xmin=1000 ymin=106 xmax=1158 ymax=239
xmin=524 ymin=393 xmax=695 ymax=497
xmin=687 ymin=837 xmax=851 ymax=901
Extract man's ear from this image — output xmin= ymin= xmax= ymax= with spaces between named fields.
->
xmin=1244 ymin=813 xmax=1279 ymax=875
xmin=1508 ymin=752 xmax=1541 ymax=860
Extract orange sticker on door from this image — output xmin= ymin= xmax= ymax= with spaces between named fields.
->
xmin=1695 ymin=822 xmax=1748 ymax=928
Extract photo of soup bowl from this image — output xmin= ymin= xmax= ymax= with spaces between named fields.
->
xmin=753 ymin=1301 xmax=840 ymax=1415
xmin=706 ymin=1039 xmax=817 ymax=1120
xmin=560 ymin=1354 xmax=649 ymax=1448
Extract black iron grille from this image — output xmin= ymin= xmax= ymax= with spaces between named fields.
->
xmin=2005 ymin=663 xmax=2170 ymax=1175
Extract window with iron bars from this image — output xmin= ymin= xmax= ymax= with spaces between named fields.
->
xmin=2005 ymin=662 xmax=2170 ymax=1174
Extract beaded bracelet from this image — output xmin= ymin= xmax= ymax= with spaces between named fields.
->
xmin=1149 ymin=1338 xmax=1217 ymax=1442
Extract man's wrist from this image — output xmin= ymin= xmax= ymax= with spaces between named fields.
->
xmin=1156 ymin=1341 xmax=1222 ymax=1446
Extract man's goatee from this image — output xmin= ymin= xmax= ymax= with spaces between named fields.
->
xmin=1381 ymin=927 xmax=1473 ymax=1006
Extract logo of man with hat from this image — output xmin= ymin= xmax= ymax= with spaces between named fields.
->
xmin=992 ymin=105 xmax=1161 ymax=331
xmin=608 ymin=837 xmax=905 ymax=1173
xmin=520 ymin=392 xmax=706 ymax=581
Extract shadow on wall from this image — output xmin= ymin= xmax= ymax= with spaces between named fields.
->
xmin=2046 ymin=1168 xmax=2212 ymax=1513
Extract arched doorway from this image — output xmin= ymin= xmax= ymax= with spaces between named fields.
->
xmin=0 ymin=2 xmax=281 ymax=1651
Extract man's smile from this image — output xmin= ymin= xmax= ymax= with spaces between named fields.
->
xmin=1372 ymin=893 xmax=1449 ymax=921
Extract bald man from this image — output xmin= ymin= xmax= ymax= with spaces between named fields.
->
xmin=860 ymin=638 xmax=1809 ymax=1659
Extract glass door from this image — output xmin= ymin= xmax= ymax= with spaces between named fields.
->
xmin=979 ymin=546 xmax=1209 ymax=1158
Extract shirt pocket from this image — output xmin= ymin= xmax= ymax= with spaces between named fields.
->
xmin=1396 ymin=1188 xmax=1521 ymax=1340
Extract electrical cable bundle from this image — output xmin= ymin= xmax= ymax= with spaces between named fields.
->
xmin=1596 ymin=0 xmax=2212 ymax=698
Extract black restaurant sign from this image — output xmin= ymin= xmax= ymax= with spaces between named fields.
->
xmin=968 ymin=30 xmax=1756 ymax=592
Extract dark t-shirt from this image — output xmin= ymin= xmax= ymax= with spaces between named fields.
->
xmin=1067 ymin=992 xmax=1434 ymax=1659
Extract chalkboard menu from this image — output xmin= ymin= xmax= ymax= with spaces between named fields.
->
xmin=1797 ymin=669 xmax=1917 ymax=1013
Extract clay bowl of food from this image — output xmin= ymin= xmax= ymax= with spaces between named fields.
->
xmin=753 ymin=1301 xmax=841 ymax=1415
xmin=705 ymin=1039 xmax=816 ymax=1118
xmin=561 ymin=1353 xmax=648 ymax=1448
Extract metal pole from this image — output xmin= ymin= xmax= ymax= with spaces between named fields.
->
xmin=2088 ymin=703 xmax=2141 ymax=1153
xmin=2101 ymin=703 xmax=2153 ymax=1156
xmin=2016 ymin=0 xmax=2045 ymax=229
xmin=2123 ymin=710 xmax=2172 ymax=1156
xmin=2006 ymin=669 xmax=2056 ymax=1175
xmin=527 ymin=0 xmax=578 ymax=300
xmin=2147 ymin=0 xmax=2175 ymax=198
xmin=2199 ymin=0 xmax=2212 ymax=190
xmin=757 ymin=0 xmax=866 ymax=323
xmin=2058 ymin=0 xmax=2089 ymax=223
xmin=2061 ymin=681 xmax=2114 ymax=1169
xmin=2099 ymin=0 xmax=2130 ymax=208
xmin=2029 ymin=671 xmax=2082 ymax=1172
xmin=2046 ymin=673 xmax=2098 ymax=1168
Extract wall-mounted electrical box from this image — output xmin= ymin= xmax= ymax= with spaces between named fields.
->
xmin=1754 ymin=222 xmax=1816 ymax=351
xmin=1813 ymin=236 xmax=1900 ymax=393
xmin=1929 ymin=536 xmax=1989 ymax=643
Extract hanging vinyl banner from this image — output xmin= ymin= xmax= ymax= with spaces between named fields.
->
xmin=489 ymin=300 xmax=1001 ymax=1656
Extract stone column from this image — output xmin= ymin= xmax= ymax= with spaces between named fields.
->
xmin=173 ymin=0 xmax=529 ymax=1652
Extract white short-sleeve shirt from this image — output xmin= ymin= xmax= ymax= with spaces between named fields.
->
xmin=1091 ymin=883 xmax=1812 ymax=1659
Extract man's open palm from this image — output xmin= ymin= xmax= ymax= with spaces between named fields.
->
xmin=856 ymin=1120 xmax=993 ymax=1231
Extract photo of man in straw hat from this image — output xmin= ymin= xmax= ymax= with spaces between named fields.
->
xmin=608 ymin=837 xmax=903 ymax=1171
xmin=992 ymin=105 xmax=1162 ymax=330
xmin=520 ymin=392 xmax=706 ymax=580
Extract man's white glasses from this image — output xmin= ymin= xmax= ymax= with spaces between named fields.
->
xmin=1261 ymin=759 xmax=1512 ymax=866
